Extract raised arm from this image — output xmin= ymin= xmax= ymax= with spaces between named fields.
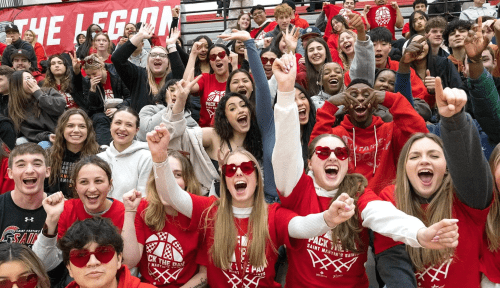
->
xmin=165 ymin=28 xmax=185 ymax=80
xmin=182 ymin=42 xmax=203 ymax=93
xmin=121 ymin=189 xmax=143 ymax=268
xmin=271 ymin=53 xmax=303 ymax=196
xmin=348 ymin=13 xmax=375 ymax=86
xmin=147 ymin=124 xmax=194 ymax=217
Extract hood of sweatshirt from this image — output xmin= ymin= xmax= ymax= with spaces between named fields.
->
xmin=105 ymin=140 xmax=149 ymax=159
xmin=66 ymin=265 xmax=144 ymax=288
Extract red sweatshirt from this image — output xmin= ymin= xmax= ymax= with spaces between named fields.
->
xmin=310 ymin=91 xmax=428 ymax=194
xmin=0 ymin=157 xmax=14 ymax=195
xmin=291 ymin=13 xmax=309 ymax=29
xmin=323 ymin=5 xmax=366 ymax=41
xmin=66 ymin=265 xmax=156 ymax=288
xmin=344 ymin=57 xmax=433 ymax=107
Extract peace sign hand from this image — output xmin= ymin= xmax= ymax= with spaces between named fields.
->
xmin=464 ymin=17 xmax=490 ymax=61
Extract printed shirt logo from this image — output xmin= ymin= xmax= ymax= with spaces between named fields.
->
xmin=206 ymin=90 xmax=225 ymax=119
xmin=25 ymin=217 xmax=34 ymax=222
xmin=145 ymin=232 xmax=185 ymax=285
xmin=339 ymin=8 xmax=352 ymax=21
xmin=307 ymin=231 xmax=359 ymax=278
xmin=61 ymin=92 xmax=78 ymax=109
xmin=0 ymin=226 xmax=39 ymax=248
xmin=375 ymin=6 xmax=391 ymax=26
xmin=224 ymin=235 xmax=265 ymax=288
xmin=416 ymin=258 xmax=453 ymax=288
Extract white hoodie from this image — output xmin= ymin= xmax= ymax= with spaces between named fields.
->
xmin=98 ymin=140 xmax=153 ymax=200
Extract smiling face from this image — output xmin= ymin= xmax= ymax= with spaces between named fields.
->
xmin=64 ymin=114 xmax=88 ymax=152
xmin=94 ymin=35 xmax=109 ymax=53
xmin=50 ymin=57 xmax=66 ymax=78
xmin=307 ymin=41 xmax=327 ymax=69
xmin=448 ymin=28 xmax=468 ymax=49
xmin=8 ymin=153 xmax=49 ymax=197
xmin=373 ymin=41 xmax=391 ymax=68
xmin=197 ymin=38 xmax=209 ymax=61
xmin=67 ymin=242 xmax=122 ymax=288
xmin=331 ymin=19 xmax=345 ymax=34
xmin=343 ymin=0 xmax=356 ymax=10
xmin=412 ymin=13 xmax=427 ymax=33
xmin=252 ymin=9 xmax=267 ymax=26
xmin=345 ymin=83 xmax=374 ymax=127
xmin=339 ymin=31 xmax=356 ymax=55
xmin=124 ymin=24 xmax=136 ymax=38
xmin=148 ymin=47 xmax=170 ymax=77
xmin=322 ymin=62 xmax=343 ymax=95
xmin=238 ymin=14 xmax=251 ymax=30
xmin=234 ymin=40 xmax=245 ymax=55
xmin=229 ymin=72 xmax=253 ymax=99
xmin=295 ymin=89 xmax=310 ymax=126
xmin=374 ymin=70 xmax=395 ymax=92
xmin=308 ymin=136 xmax=349 ymax=191
xmin=75 ymin=164 xmax=111 ymax=214
xmin=405 ymin=137 xmax=447 ymax=198
xmin=276 ymin=15 xmax=291 ymax=31
xmin=224 ymin=152 xmax=257 ymax=208
xmin=426 ymin=27 xmax=444 ymax=48
xmin=261 ymin=51 xmax=277 ymax=80
xmin=209 ymin=47 xmax=230 ymax=76
xmin=225 ymin=96 xmax=251 ymax=134
xmin=110 ymin=111 xmax=139 ymax=151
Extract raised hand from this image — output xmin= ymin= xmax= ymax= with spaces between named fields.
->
xmin=390 ymin=1 xmax=399 ymax=9
xmin=166 ymin=27 xmax=181 ymax=46
xmin=43 ymin=192 xmax=65 ymax=219
xmin=118 ymin=37 xmax=128 ymax=45
xmin=217 ymin=29 xmax=251 ymax=42
xmin=69 ymin=51 xmax=81 ymax=74
xmin=328 ymin=91 xmax=360 ymax=108
xmin=122 ymin=189 xmax=142 ymax=211
xmin=263 ymin=37 xmax=273 ymax=48
xmin=347 ymin=12 xmax=364 ymax=33
xmin=361 ymin=89 xmax=385 ymax=109
xmin=190 ymin=41 xmax=204 ymax=56
xmin=435 ymin=77 xmax=467 ymax=118
xmin=177 ymin=74 xmax=203 ymax=99
xmin=363 ymin=5 xmax=371 ymax=16
xmin=424 ymin=69 xmax=436 ymax=94
xmin=172 ymin=5 xmax=180 ymax=18
xmin=137 ymin=23 xmax=155 ymax=40
xmin=272 ymin=52 xmax=296 ymax=92
xmin=401 ymin=36 xmax=426 ymax=64
xmin=25 ymin=77 xmax=40 ymax=94
xmin=282 ymin=26 xmax=300 ymax=54
xmin=230 ymin=51 xmax=239 ymax=69
xmin=5 ymin=37 xmax=12 ymax=45
xmin=324 ymin=193 xmax=356 ymax=228
xmin=417 ymin=219 xmax=459 ymax=249
xmin=146 ymin=123 xmax=171 ymax=163
xmin=464 ymin=17 xmax=490 ymax=61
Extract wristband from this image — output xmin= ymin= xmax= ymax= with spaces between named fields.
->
xmin=467 ymin=57 xmax=482 ymax=64
xmin=167 ymin=44 xmax=176 ymax=50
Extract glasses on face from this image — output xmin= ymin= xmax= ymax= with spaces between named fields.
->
xmin=222 ymin=161 xmax=256 ymax=177
xmin=209 ymin=51 xmax=226 ymax=61
xmin=150 ymin=52 xmax=168 ymax=59
xmin=314 ymin=146 xmax=349 ymax=161
xmin=69 ymin=245 xmax=116 ymax=268
xmin=0 ymin=274 xmax=38 ymax=288
xmin=261 ymin=57 xmax=275 ymax=65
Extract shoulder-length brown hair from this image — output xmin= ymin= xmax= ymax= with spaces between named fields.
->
xmin=8 ymin=70 xmax=39 ymax=132
xmin=394 ymin=133 xmax=454 ymax=271
xmin=308 ymin=134 xmax=367 ymax=253
xmin=144 ymin=150 xmax=202 ymax=231
xmin=42 ymin=54 xmax=72 ymax=93
xmin=205 ymin=148 xmax=271 ymax=270
xmin=0 ymin=242 xmax=50 ymax=288
xmin=48 ymin=109 xmax=99 ymax=189
xmin=487 ymin=143 xmax=500 ymax=251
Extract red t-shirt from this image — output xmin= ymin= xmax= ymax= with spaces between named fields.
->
xmin=135 ymin=200 xmax=202 ymax=288
xmin=279 ymin=172 xmax=369 ymax=288
xmin=378 ymin=185 xmax=490 ymax=288
xmin=323 ymin=5 xmax=366 ymax=41
xmin=366 ymin=5 xmax=397 ymax=40
xmin=402 ymin=22 xmax=410 ymax=36
xmin=189 ymin=195 xmax=299 ymax=288
xmin=103 ymin=71 xmax=115 ymax=100
xmin=196 ymin=73 xmax=227 ymax=127
xmin=481 ymin=235 xmax=500 ymax=284
xmin=57 ymin=198 xmax=124 ymax=239
xmin=0 ymin=157 xmax=14 ymax=195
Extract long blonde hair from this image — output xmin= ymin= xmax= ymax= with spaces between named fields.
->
xmin=147 ymin=46 xmax=170 ymax=96
xmin=338 ymin=30 xmax=356 ymax=72
xmin=394 ymin=133 xmax=454 ymax=271
xmin=206 ymin=148 xmax=271 ymax=270
xmin=144 ymin=151 xmax=202 ymax=231
xmin=487 ymin=144 xmax=500 ymax=251
xmin=24 ymin=30 xmax=37 ymax=46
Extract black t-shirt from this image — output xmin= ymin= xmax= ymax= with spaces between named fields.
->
xmin=0 ymin=191 xmax=46 ymax=248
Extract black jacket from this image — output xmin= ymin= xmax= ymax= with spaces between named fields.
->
xmin=72 ymin=63 xmax=131 ymax=117
xmin=428 ymin=55 xmax=464 ymax=91
xmin=1 ymin=39 xmax=38 ymax=71
xmin=111 ymin=40 xmax=185 ymax=113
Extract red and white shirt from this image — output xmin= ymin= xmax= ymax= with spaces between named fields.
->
xmin=366 ymin=5 xmax=398 ymax=40
xmin=196 ymin=73 xmax=227 ymax=127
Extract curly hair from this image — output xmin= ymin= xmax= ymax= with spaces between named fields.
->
xmin=214 ymin=93 xmax=263 ymax=161
xmin=443 ymin=19 xmax=471 ymax=50
xmin=42 ymin=54 xmax=72 ymax=93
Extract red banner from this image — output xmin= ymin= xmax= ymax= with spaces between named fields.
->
xmin=0 ymin=0 xmax=179 ymax=55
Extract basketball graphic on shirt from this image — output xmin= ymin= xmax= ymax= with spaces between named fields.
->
xmin=224 ymin=235 xmax=265 ymax=288
xmin=415 ymin=257 xmax=452 ymax=286
xmin=375 ymin=6 xmax=391 ymax=26
xmin=145 ymin=232 xmax=185 ymax=285
xmin=339 ymin=8 xmax=351 ymax=21
xmin=206 ymin=90 xmax=225 ymax=118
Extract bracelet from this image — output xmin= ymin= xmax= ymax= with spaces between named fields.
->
xmin=467 ymin=57 xmax=482 ymax=64
xmin=126 ymin=210 xmax=137 ymax=213
xmin=167 ymin=43 xmax=176 ymax=50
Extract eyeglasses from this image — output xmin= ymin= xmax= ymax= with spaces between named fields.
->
xmin=69 ymin=245 xmax=116 ymax=268
xmin=314 ymin=146 xmax=349 ymax=161
xmin=222 ymin=161 xmax=256 ymax=177
xmin=261 ymin=57 xmax=275 ymax=65
xmin=209 ymin=51 xmax=226 ymax=61
xmin=150 ymin=52 xmax=168 ymax=59
xmin=0 ymin=274 xmax=38 ymax=288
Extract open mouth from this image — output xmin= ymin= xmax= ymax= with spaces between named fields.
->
xmin=329 ymin=78 xmax=339 ymax=86
xmin=116 ymin=132 xmax=128 ymax=138
xmin=237 ymin=89 xmax=247 ymax=95
xmin=375 ymin=54 xmax=384 ymax=61
xmin=23 ymin=178 xmax=37 ymax=185
xmin=344 ymin=42 xmax=352 ymax=50
xmin=418 ymin=169 xmax=434 ymax=185
xmin=237 ymin=115 xmax=248 ymax=126
xmin=325 ymin=165 xmax=339 ymax=177
xmin=86 ymin=194 xmax=100 ymax=203
xmin=235 ymin=181 xmax=247 ymax=192
xmin=154 ymin=60 xmax=162 ymax=68
xmin=216 ymin=63 xmax=223 ymax=69
xmin=298 ymin=108 xmax=307 ymax=120
xmin=354 ymin=106 xmax=368 ymax=117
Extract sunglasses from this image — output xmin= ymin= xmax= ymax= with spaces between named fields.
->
xmin=69 ymin=245 xmax=116 ymax=268
xmin=261 ymin=57 xmax=275 ymax=65
xmin=222 ymin=161 xmax=256 ymax=177
xmin=209 ymin=51 xmax=226 ymax=61
xmin=0 ymin=274 xmax=38 ymax=288
xmin=314 ymin=146 xmax=349 ymax=161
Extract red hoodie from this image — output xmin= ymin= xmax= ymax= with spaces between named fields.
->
xmin=344 ymin=57 xmax=434 ymax=107
xmin=291 ymin=13 xmax=309 ymax=29
xmin=310 ymin=91 xmax=428 ymax=194
xmin=65 ymin=265 xmax=156 ymax=288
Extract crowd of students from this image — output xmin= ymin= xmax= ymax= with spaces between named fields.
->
xmin=0 ymin=0 xmax=499 ymax=287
